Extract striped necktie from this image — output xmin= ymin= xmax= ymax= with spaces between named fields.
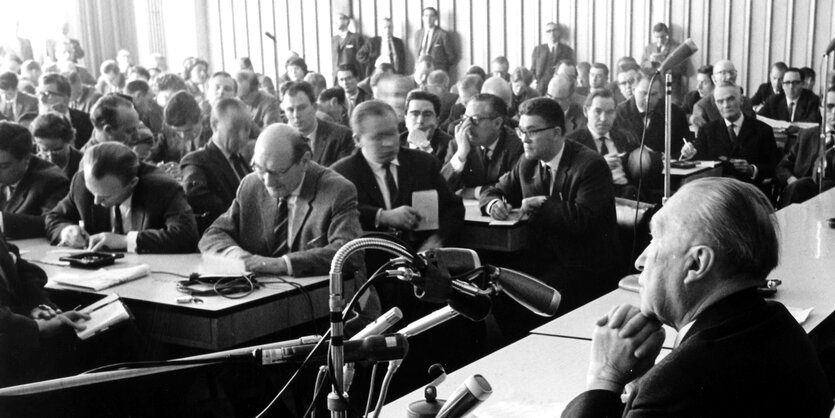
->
xmin=272 ymin=198 xmax=289 ymax=256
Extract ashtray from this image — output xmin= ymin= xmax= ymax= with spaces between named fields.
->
xmin=671 ymin=160 xmax=697 ymax=169
xmin=59 ymin=252 xmax=125 ymax=269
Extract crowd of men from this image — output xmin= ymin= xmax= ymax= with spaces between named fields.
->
xmin=0 ymin=9 xmax=833 ymax=415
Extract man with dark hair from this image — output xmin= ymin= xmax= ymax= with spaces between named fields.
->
xmin=332 ymin=13 xmax=365 ymax=79
xmin=562 ymin=177 xmax=832 ymax=417
xmin=752 ymin=62 xmax=787 ymax=108
xmin=96 ymin=59 xmax=124 ymax=95
xmin=401 ymin=90 xmax=451 ymax=162
xmin=152 ymin=90 xmax=210 ymax=163
xmin=0 ymin=71 xmax=37 ymax=122
xmin=39 ymin=72 xmax=94 ymax=150
xmin=31 ymin=112 xmax=83 ymax=179
xmin=530 ymin=22 xmax=575 ymax=95
xmin=0 ymin=121 xmax=69 ymax=239
xmin=509 ymin=67 xmax=540 ymax=118
xmin=316 ymin=87 xmax=348 ymax=126
xmin=152 ymin=73 xmax=188 ymax=107
xmin=85 ymin=93 xmax=141 ymax=151
xmin=442 ymin=93 xmax=523 ymax=198
xmin=336 ymin=63 xmax=368 ymax=117
xmin=235 ymin=70 xmax=280 ymax=132
xmin=617 ymin=74 xmax=692 ymax=159
xmin=641 ymin=22 xmax=688 ymax=102
xmin=415 ymin=7 xmax=457 ymax=74
xmin=66 ymin=69 xmax=102 ymax=114
xmin=238 ymin=57 xmax=276 ymax=97
xmin=124 ymin=79 xmax=163 ymax=135
xmin=281 ymin=81 xmax=354 ymax=167
xmin=588 ymin=63 xmax=609 ymax=92
xmin=683 ymin=65 xmax=714 ymax=116
xmin=801 ymin=67 xmax=816 ymax=91
xmin=357 ymin=17 xmax=406 ymax=77
xmin=758 ymin=67 xmax=822 ymax=123
xmin=45 ymin=142 xmax=198 ymax=253
xmin=613 ymin=61 xmax=641 ymax=104
xmin=481 ymin=97 xmax=620 ymax=331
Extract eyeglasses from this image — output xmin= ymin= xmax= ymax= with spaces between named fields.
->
xmin=515 ymin=126 xmax=556 ymax=137
xmin=464 ymin=114 xmax=500 ymax=126
xmin=37 ymin=90 xmax=68 ymax=101
xmin=251 ymin=161 xmax=295 ymax=177
xmin=782 ymin=80 xmax=803 ymax=86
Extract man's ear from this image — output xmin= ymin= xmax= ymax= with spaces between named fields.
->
xmin=683 ymin=245 xmax=714 ymax=284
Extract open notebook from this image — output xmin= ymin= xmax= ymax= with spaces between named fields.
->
xmin=76 ymin=294 xmax=133 ymax=340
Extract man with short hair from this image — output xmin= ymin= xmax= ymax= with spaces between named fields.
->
xmin=336 ymin=64 xmax=368 ymax=117
xmin=357 ymin=17 xmax=406 ymax=77
xmin=124 ymin=79 xmax=163 ymax=135
xmin=281 ymin=81 xmax=354 ymax=167
xmin=31 ymin=112 xmax=83 ymax=179
xmin=752 ymin=62 xmax=787 ymax=109
xmin=38 ymin=73 xmax=94 ymax=150
xmin=683 ymin=65 xmax=714 ymax=117
xmin=617 ymin=74 xmax=692 ymax=159
xmin=588 ymin=63 xmax=609 ymax=92
xmin=401 ymin=90 xmax=451 ymax=162
xmin=641 ymin=22 xmax=688 ymax=102
xmin=205 ymin=71 xmax=238 ymax=107
xmin=332 ymin=13 xmax=365 ymax=79
xmin=562 ymin=177 xmax=832 ymax=417
xmin=66 ymin=69 xmax=102 ymax=114
xmin=414 ymin=7 xmax=458 ymax=74
xmin=530 ymin=22 xmax=576 ymax=95
xmin=303 ymin=72 xmax=327 ymax=99
xmin=613 ymin=62 xmax=641 ymax=104
xmin=0 ymin=71 xmax=37 ymax=122
xmin=237 ymin=57 xmax=276 ymax=97
xmin=235 ymin=70 xmax=281 ymax=131
xmin=691 ymin=60 xmax=756 ymax=128
xmin=316 ymin=87 xmax=349 ymax=126
xmin=152 ymin=73 xmax=188 ymax=108
xmin=45 ymin=142 xmax=198 ymax=253
xmin=152 ymin=90 xmax=209 ymax=163
xmin=758 ymin=67 xmax=821 ymax=123
xmin=85 ymin=94 xmax=141 ymax=151
xmin=547 ymin=74 xmax=587 ymax=134
xmin=0 ymin=122 xmax=69 ymax=239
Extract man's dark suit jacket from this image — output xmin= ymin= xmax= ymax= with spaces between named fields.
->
xmin=399 ymin=128 xmax=452 ymax=163
xmin=757 ymin=89 xmax=822 ymax=123
xmin=441 ymin=126 xmax=523 ymax=192
xmin=694 ymin=116 xmax=778 ymax=187
xmin=180 ymin=141 xmax=248 ymax=233
xmin=59 ymin=146 xmax=83 ymax=181
xmin=616 ymin=99 xmax=692 ymax=158
xmin=312 ymin=118 xmax=355 ymax=167
xmin=332 ymin=147 xmax=464 ymax=249
xmin=45 ymin=163 xmax=199 ymax=253
xmin=356 ymin=36 xmax=406 ymax=76
xmin=562 ymin=289 xmax=833 ymax=417
xmin=332 ymin=32 xmax=365 ymax=76
xmin=2 ymin=157 xmax=69 ymax=239
xmin=692 ymin=91 xmax=756 ymax=129
xmin=776 ymin=127 xmax=833 ymax=184
xmin=2 ymin=92 xmax=38 ymax=122
xmin=751 ymin=81 xmax=779 ymax=107
xmin=530 ymin=43 xmax=575 ymax=95
xmin=414 ymin=27 xmax=458 ymax=73
xmin=566 ymin=127 xmax=638 ymax=181
xmin=681 ymin=90 xmax=702 ymax=115
xmin=69 ymin=108 xmax=94 ymax=150
xmin=479 ymin=140 xmax=620 ymax=310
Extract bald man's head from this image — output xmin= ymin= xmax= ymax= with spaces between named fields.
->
xmin=712 ymin=60 xmax=737 ymax=84
xmin=547 ymin=74 xmax=575 ymax=112
xmin=251 ymin=124 xmax=311 ymax=199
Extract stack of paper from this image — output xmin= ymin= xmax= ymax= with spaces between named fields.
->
xmin=76 ymin=294 xmax=132 ymax=340
xmin=51 ymin=264 xmax=151 ymax=291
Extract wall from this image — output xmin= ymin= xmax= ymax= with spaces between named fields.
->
xmin=204 ymin=0 xmax=835 ymax=93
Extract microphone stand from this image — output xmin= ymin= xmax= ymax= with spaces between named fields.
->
xmin=819 ymin=51 xmax=830 ymax=195
xmin=663 ymin=72 xmax=673 ymax=203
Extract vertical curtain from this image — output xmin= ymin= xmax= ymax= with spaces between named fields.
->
xmin=77 ymin=0 xmax=139 ymax=78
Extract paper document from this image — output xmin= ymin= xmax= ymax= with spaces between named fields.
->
xmin=51 ymin=264 xmax=151 ymax=291
xmin=412 ymin=190 xmax=439 ymax=231
xmin=489 ymin=209 xmax=526 ymax=226
xmin=76 ymin=294 xmax=132 ymax=340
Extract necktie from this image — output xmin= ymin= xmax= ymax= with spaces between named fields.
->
xmin=112 ymin=206 xmax=124 ymax=234
xmin=481 ymin=147 xmax=491 ymax=166
xmin=383 ymin=162 xmax=398 ymax=208
xmin=788 ymin=102 xmax=796 ymax=122
xmin=229 ymin=153 xmax=249 ymax=180
xmin=421 ymin=30 xmax=431 ymax=55
xmin=541 ymin=164 xmax=552 ymax=194
xmin=272 ymin=198 xmax=289 ymax=256
xmin=0 ymin=185 xmax=9 ymax=208
xmin=599 ymin=137 xmax=610 ymax=156
xmin=727 ymin=123 xmax=737 ymax=143
xmin=389 ymin=37 xmax=398 ymax=72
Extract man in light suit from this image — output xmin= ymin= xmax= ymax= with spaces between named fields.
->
xmin=562 ymin=177 xmax=832 ymax=417
xmin=530 ymin=22 xmax=575 ymax=95
xmin=45 ymin=142 xmax=199 ymax=253
xmin=0 ymin=72 xmax=38 ymax=122
xmin=199 ymin=123 xmax=363 ymax=278
xmin=758 ymin=67 xmax=821 ymax=124
xmin=414 ymin=7 xmax=458 ymax=74
xmin=280 ymin=81 xmax=354 ymax=167
xmin=332 ymin=13 xmax=365 ymax=80
xmin=357 ymin=17 xmax=406 ymax=77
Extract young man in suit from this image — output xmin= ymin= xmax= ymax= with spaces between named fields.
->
xmin=0 ymin=122 xmax=69 ymax=239
xmin=335 ymin=64 xmax=369 ymax=118
xmin=530 ymin=22 xmax=575 ymax=95
xmin=481 ymin=97 xmax=620 ymax=334
xmin=281 ymin=81 xmax=354 ymax=167
xmin=45 ymin=142 xmax=199 ymax=253
xmin=31 ymin=112 xmax=83 ymax=180
xmin=402 ymin=90 xmax=451 ymax=163
xmin=180 ymin=98 xmax=253 ymax=233
xmin=356 ymin=17 xmax=406 ymax=77
xmin=562 ymin=178 xmax=832 ymax=417
xmin=758 ymin=67 xmax=822 ymax=124
xmin=0 ymin=71 xmax=37 ymax=122
xmin=37 ymin=72 xmax=94 ymax=150
xmin=332 ymin=13 xmax=365 ymax=81
xmin=414 ymin=7 xmax=458 ymax=74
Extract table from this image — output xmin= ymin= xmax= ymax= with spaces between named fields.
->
xmin=459 ymin=199 xmax=529 ymax=252
xmin=665 ymin=160 xmax=723 ymax=186
xmin=14 ymin=239 xmax=333 ymax=350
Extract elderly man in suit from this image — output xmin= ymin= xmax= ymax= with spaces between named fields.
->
xmin=415 ymin=7 xmax=457 ymax=74
xmin=45 ymin=142 xmax=198 ymax=253
xmin=0 ymin=122 xmax=69 ymax=239
xmin=357 ymin=17 xmax=406 ymax=77
xmin=332 ymin=13 xmax=365 ymax=79
xmin=691 ymin=60 xmax=756 ymax=128
xmin=758 ymin=67 xmax=821 ymax=124
xmin=530 ymin=22 xmax=575 ymax=95
xmin=0 ymin=72 xmax=37 ymax=122
xmin=280 ymin=81 xmax=354 ymax=167
xmin=562 ymin=178 xmax=833 ymax=417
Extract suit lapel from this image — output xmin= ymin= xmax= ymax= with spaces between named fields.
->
xmin=356 ymin=152 xmax=387 ymax=208
xmin=313 ymin=120 xmax=329 ymax=163
xmin=289 ymin=165 xmax=316 ymax=250
xmin=552 ymin=143 xmax=573 ymax=196
xmin=207 ymin=142 xmax=241 ymax=188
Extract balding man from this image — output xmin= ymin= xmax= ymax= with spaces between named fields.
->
xmin=691 ymin=60 xmax=755 ymax=128
xmin=199 ymin=124 xmax=363 ymax=277
xmin=530 ymin=22 xmax=575 ymax=95
xmin=82 ymin=93 xmax=141 ymax=151
xmin=547 ymin=74 xmax=586 ymax=134
xmin=562 ymin=177 xmax=832 ymax=417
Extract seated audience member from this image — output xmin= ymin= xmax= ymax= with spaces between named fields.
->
xmin=235 ymin=70 xmax=281 ymax=131
xmin=316 ymin=87 xmax=349 ymax=126
xmin=83 ymin=93 xmax=141 ymax=150
xmin=466 ymin=65 xmax=488 ymax=84
xmin=491 ymin=56 xmax=511 ymax=82
xmin=758 ymin=67 xmax=822 ymax=124
xmin=126 ymin=126 xmax=156 ymax=162
xmin=442 ymin=93 xmax=523 ymax=198
xmin=401 ymin=90 xmax=451 ymax=162
xmin=303 ymin=72 xmax=327 ymax=99
xmin=481 ymin=76 xmax=514 ymax=109
xmin=358 ymin=63 xmax=394 ymax=97
xmin=682 ymin=82 xmax=778 ymax=189
xmin=373 ymin=73 xmax=416 ymax=123
xmin=442 ymin=74 xmax=482 ymax=133
xmin=336 ymin=64 xmax=368 ymax=117
xmin=183 ymin=57 xmax=209 ymax=103
xmin=683 ymin=65 xmax=714 ymax=117
xmin=407 ymin=54 xmax=435 ymax=91
xmin=547 ymin=74 xmax=587 ymax=134
xmin=117 ymin=49 xmax=133 ymax=77
xmin=181 ymin=98 xmax=252 ymax=232
xmin=205 ymin=71 xmax=238 ymax=107
xmin=239 ymin=56 xmax=276 ymax=97
xmin=562 ymin=177 xmax=833 ymax=417
xmin=555 ymin=60 xmax=586 ymax=106
xmin=775 ymin=88 xmax=835 ymax=206
xmin=152 ymin=72 xmax=188 ymax=108
xmin=0 ymin=72 xmax=37 ymax=122
xmin=617 ymin=73 xmax=691 ymax=159
xmin=18 ymin=60 xmax=42 ymax=95
xmin=126 ymin=65 xmax=151 ymax=82
xmin=567 ymin=89 xmax=639 ymax=199
xmin=281 ymin=81 xmax=354 ymax=167
xmin=588 ymin=63 xmax=609 ymax=93
xmin=424 ymin=71 xmax=457 ymax=124
xmin=66 ymin=69 xmax=102 ymax=114
xmin=199 ymin=123 xmax=362 ymax=277
xmin=96 ymin=59 xmax=124 ymax=95
xmin=576 ymin=61 xmax=591 ymax=96
xmin=613 ymin=61 xmax=641 ymax=104
xmin=332 ymin=100 xmax=464 ymax=253
xmin=38 ymin=72 xmax=94 ymax=150
xmin=31 ymin=112 xmax=83 ymax=179
xmin=480 ymin=97 xmax=620 ymax=333
xmin=152 ymin=90 xmax=210 ymax=164
xmin=692 ymin=60 xmax=756 ymax=128
xmin=0 ymin=122 xmax=69 ymax=239
xmin=278 ymin=57 xmax=309 ymax=86
xmin=752 ymin=61 xmax=787 ymax=109
xmin=509 ymin=67 xmax=540 ymax=118
xmin=45 ymin=142 xmax=198 ymax=253
xmin=801 ymin=66 xmax=816 ymax=91
xmin=124 ymin=79 xmax=163 ymax=135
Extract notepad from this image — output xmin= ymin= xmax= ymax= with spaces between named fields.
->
xmin=51 ymin=264 xmax=151 ymax=291
xmin=412 ymin=190 xmax=439 ymax=231
xmin=489 ymin=209 xmax=526 ymax=226
xmin=76 ymin=294 xmax=133 ymax=340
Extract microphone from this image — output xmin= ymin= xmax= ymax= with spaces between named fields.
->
xmin=486 ymin=266 xmax=561 ymax=316
xmin=264 ymin=32 xmax=276 ymax=41
xmin=414 ymin=248 xmax=493 ymax=321
xmin=435 ymin=374 xmax=493 ymax=418
xmin=658 ymin=39 xmax=698 ymax=73
xmin=344 ymin=307 xmax=403 ymax=391
xmin=825 ymin=38 xmax=835 ymax=55
xmin=398 ymin=305 xmax=460 ymax=338
xmin=259 ymin=334 xmax=408 ymax=365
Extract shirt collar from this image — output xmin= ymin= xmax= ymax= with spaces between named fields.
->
xmin=725 ymin=113 xmax=744 ymax=128
xmin=119 ymin=192 xmax=134 ymax=214
xmin=366 ymin=157 xmax=400 ymax=172
xmin=542 ymin=141 xmax=565 ymax=172
xmin=589 ymin=129 xmax=610 ymax=141
xmin=482 ymin=136 xmax=500 ymax=153
xmin=673 ymin=320 xmax=696 ymax=348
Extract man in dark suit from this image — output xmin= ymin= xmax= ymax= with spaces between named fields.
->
xmin=235 ymin=70 xmax=281 ymax=133
xmin=641 ymin=23 xmax=689 ymax=103
xmin=332 ymin=13 xmax=365 ymax=79
xmin=691 ymin=60 xmax=756 ymax=129
xmin=45 ymin=142 xmax=198 ymax=253
xmin=775 ymin=88 xmax=835 ymax=206
xmin=442 ymin=93 xmax=523 ymax=198
xmin=0 ymin=122 xmax=69 ymax=239
xmin=335 ymin=64 xmax=369 ymax=118
xmin=181 ymin=98 xmax=253 ymax=233
xmin=37 ymin=73 xmax=94 ymax=150
xmin=758 ymin=67 xmax=822 ymax=124
xmin=0 ymin=72 xmax=38 ymax=122
xmin=82 ymin=93 xmax=142 ymax=152
xmin=31 ymin=112 xmax=83 ymax=180
xmin=682 ymin=82 xmax=778 ymax=190
xmin=562 ymin=177 xmax=832 ymax=417
xmin=751 ymin=61 xmax=787 ymax=109
xmin=401 ymin=90 xmax=451 ymax=163
xmin=481 ymin=97 xmax=620 ymax=331
xmin=530 ymin=22 xmax=575 ymax=95
xmin=280 ymin=81 xmax=354 ymax=167
xmin=356 ymin=17 xmax=405 ymax=77
xmin=617 ymin=74 xmax=692 ymax=159
xmin=547 ymin=75 xmax=587 ymax=135
xmin=414 ymin=7 xmax=458 ymax=74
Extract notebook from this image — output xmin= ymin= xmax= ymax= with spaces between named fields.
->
xmin=76 ymin=294 xmax=132 ymax=340
xmin=51 ymin=264 xmax=151 ymax=291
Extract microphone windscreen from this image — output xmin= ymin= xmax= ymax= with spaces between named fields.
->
xmin=494 ymin=267 xmax=561 ymax=316
xmin=659 ymin=39 xmax=698 ymax=73
xmin=825 ymin=38 xmax=835 ymax=55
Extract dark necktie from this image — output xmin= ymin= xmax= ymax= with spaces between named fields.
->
xmin=383 ymin=162 xmax=398 ymax=208
xmin=388 ymin=37 xmax=398 ymax=72
xmin=599 ymin=137 xmax=610 ymax=155
xmin=728 ymin=123 xmax=737 ymax=143
xmin=789 ymin=102 xmax=796 ymax=122
xmin=0 ymin=186 xmax=9 ymax=208
xmin=229 ymin=153 xmax=249 ymax=180
xmin=272 ymin=198 xmax=289 ymax=256
xmin=112 ymin=206 xmax=124 ymax=234
xmin=481 ymin=147 xmax=491 ymax=166
xmin=541 ymin=164 xmax=552 ymax=194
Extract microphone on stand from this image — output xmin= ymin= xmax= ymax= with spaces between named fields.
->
xmin=435 ymin=374 xmax=493 ymax=418
xmin=264 ymin=31 xmax=276 ymax=42
xmin=259 ymin=334 xmax=408 ymax=366
xmin=824 ymin=38 xmax=835 ymax=55
xmin=343 ymin=307 xmax=403 ymax=392
xmin=657 ymin=39 xmax=698 ymax=73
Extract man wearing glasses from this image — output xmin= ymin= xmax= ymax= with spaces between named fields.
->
xmin=441 ymin=93 xmax=523 ymax=199
xmin=37 ymin=72 xmax=94 ymax=149
xmin=758 ymin=67 xmax=822 ymax=124
xmin=480 ymin=97 xmax=620 ymax=336
xmin=691 ymin=60 xmax=756 ymax=129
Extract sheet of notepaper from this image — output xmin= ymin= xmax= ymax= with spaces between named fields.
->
xmin=412 ymin=190 xmax=439 ymax=231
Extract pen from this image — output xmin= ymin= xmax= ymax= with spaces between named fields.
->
xmin=501 ymin=196 xmax=508 ymax=208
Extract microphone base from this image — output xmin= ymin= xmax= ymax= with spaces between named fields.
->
xmin=407 ymin=399 xmax=446 ymax=418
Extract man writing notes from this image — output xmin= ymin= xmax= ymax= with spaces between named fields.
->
xmin=562 ymin=178 xmax=832 ymax=417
